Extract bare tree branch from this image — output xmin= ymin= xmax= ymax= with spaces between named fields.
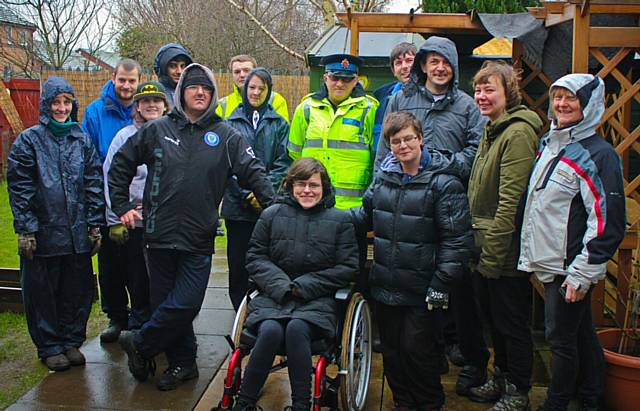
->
xmin=222 ymin=0 xmax=305 ymax=62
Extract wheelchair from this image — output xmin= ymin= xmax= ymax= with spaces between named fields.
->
xmin=216 ymin=285 xmax=372 ymax=411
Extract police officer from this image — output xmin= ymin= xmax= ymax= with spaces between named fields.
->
xmin=288 ymin=54 xmax=378 ymax=210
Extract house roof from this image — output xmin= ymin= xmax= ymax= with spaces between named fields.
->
xmin=0 ymin=4 xmax=37 ymax=29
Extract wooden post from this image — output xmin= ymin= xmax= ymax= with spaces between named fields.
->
xmin=572 ymin=3 xmax=590 ymax=73
xmin=350 ymin=18 xmax=359 ymax=56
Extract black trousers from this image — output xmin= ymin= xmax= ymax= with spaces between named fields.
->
xmin=474 ymin=273 xmax=533 ymax=392
xmin=226 ymin=220 xmax=256 ymax=311
xmin=543 ymin=276 xmax=604 ymax=410
xmin=21 ymin=253 xmax=94 ymax=359
xmin=451 ymin=268 xmax=490 ymax=368
xmin=376 ymin=303 xmax=445 ymax=410
xmin=135 ymin=248 xmax=212 ymax=367
xmin=238 ymin=319 xmax=318 ymax=408
xmin=98 ymin=227 xmax=150 ymax=329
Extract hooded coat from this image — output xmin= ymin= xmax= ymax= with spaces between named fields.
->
xmin=7 ymin=76 xmax=105 ymax=256
xmin=82 ymin=80 xmax=134 ymax=163
xmin=222 ymin=68 xmax=291 ymax=222
xmin=518 ymin=74 xmax=626 ymax=291
xmin=244 ymin=190 xmax=358 ymax=338
xmin=108 ymin=64 xmax=275 ymax=255
xmin=153 ymin=43 xmax=193 ymax=107
xmin=352 ymin=150 xmax=473 ymax=306
xmin=375 ymin=36 xmax=485 ymax=182
xmin=467 ymin=105 xmax=542 ymax=278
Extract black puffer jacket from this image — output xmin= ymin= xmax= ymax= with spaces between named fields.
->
xmin=352 ymin=150 xmax=473 ymax=306
xmin=7 ymin=76 xmax=104 ymax=256
xmin=109 ymin=64 xmax=274 ymax=255
xmin=244 ymin=191 xmax=358 ymax=338
xmin=222 ymin=68 xmax=291 ymax=222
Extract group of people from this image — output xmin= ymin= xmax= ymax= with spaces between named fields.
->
xmin=6 ymin=34 xmax=625 ymax=411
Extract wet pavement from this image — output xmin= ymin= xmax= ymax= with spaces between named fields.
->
xmin=8 ymin=251 xmax=234 ymax=411
xmin=8 ymin=246 xmax=554 ymax=411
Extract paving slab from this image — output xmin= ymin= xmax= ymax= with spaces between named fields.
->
xmin=196 ymin=353 xmax=549 ymax=411
xmin=9 ymin=251 xmax=233 ymax=411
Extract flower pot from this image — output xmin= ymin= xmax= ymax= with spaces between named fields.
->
xmin=596 ymin=328 xmax=640 ymax=411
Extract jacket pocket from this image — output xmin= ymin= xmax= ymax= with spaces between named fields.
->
xmin=471 ymin=216 xmax=493 ymax=263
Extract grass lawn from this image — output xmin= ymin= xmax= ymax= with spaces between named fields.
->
xmin=0 ymin=180 xmax=108 ymax=410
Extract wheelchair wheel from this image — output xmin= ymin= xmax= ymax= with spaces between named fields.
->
xmin=231 ymin=294 xmax=249 ymax=350
xmin=339 ymin=292 xmax=372 ymax=411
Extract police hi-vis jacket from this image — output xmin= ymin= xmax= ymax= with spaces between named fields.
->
xmin=288 ymin=83 xmax=378 ymax=210
xmin=518 ymin=74 xmax=625 ymax=291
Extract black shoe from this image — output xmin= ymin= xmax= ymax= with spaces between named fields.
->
xmin=100 ymin=323 xmax=124 ymax=343
xmin=156 ymin=363 xmax=199 ymax=391
xmin=446 ymin=343 xmax=466 ymax=367
xmin=456 ymin=365 xmax=487 ymax=396
xmin=488 ymin=381 xmax=530 ymax=411
xmin=119 ymin=331 xmax=155 ymax=381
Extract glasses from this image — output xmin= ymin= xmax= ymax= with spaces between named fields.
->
xmin=293 ymin=181 xmax=322 ymax=190
xmin=327 ymin=73 xmax=356 ymax=83
xmin=389 ymin=135 xmax=420 ymax=146
xmin=185 ymin=85 xmax=212 ymax=94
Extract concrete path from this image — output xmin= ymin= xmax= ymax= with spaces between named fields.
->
xmin=8 ymin=246 xmax=555 ymax=411
xmin=8 ymin=251 xmax=234 ymax=411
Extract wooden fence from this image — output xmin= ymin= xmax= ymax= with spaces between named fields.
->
xmin=41 ymin=70 xmax=310 ymax=122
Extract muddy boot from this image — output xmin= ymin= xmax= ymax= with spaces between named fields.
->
xmin=43 ymin=353 xmax=70 ymax=371
xmin=65 ymin=347 xmax=86 ymax=366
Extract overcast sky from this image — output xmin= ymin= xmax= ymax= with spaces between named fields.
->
xmin=388 ymin=0 xmax=421 ymax=13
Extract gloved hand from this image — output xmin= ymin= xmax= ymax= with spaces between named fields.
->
xmin=426 ymin=287 xmax=449 ymax=310
xmin=109 ymin=224 xmax=129 ymax=246
xmin=89 ymin=227 xmax=102 ymax=256
xmin=18 ymin=233 xmax=37 ymax=259
xmin=245 ymin=192 xmax=262 ymax=213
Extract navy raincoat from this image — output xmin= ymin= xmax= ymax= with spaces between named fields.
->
xmin=7 ymin=76 xmax=105 ymax=257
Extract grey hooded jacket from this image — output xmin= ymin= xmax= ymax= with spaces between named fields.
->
xmin=375 ymin=36 xmax=485 ymax=182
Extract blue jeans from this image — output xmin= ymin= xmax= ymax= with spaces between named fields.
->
xmin=135 ymin=248 xmax=211 ymax=367
xmin=543 ymin=276 xmax=604 ymax=410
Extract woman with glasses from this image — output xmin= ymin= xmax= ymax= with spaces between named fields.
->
xmin=465 ymin=60 xmax=542 ymax=411
xmin=232 ymin=158 xmax=359 ymax=411
xmin=352 ymin=111 xmax=472 ymax=411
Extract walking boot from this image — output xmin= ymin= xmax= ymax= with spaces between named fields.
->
xmin=488 ymin=380 xmax=530 ymax=411
xmin=100 ymin=322 xmax=124 ymax=343
xmin=119 ymin=331 xmax=155 ymax=381
xmin=43 ymin=353 xmax=70 ymax=371
xmin=156 ymin=363 xmax=199 ymax=391
xmin=469 ymin=367 xmax=504 ymax=402
xmin=65 ymin=347 xmax=86 ymax=366
xmin=456 ymin=364 xmax=487 ymax=396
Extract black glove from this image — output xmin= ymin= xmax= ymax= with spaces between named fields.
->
xmin=244 ymin=192 xmax=263 ymax=213
xmin=89 ymin=227 xmax=102 ymax=256
xmin=18 ymin=233 xmax=37 ymax=259
xmin=426 ymin=287 xmax=449 ymax=310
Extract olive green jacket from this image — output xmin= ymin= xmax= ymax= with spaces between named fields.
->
xmin=467 ymin=105 xmax=542 ymax=278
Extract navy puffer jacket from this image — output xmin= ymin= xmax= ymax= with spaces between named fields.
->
xmin=7 ymin=76 xmax=105 ymax=256
xmin=244 ymin=191 xmax=358 ymax=338
xmin=353 ymin=150 xmax=473 ymax=306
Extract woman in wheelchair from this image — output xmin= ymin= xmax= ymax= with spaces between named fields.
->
xmin=352 ymin=111 xmax=473 ymax=411
xmin=232 ymin=158 xmax=359 ymax=411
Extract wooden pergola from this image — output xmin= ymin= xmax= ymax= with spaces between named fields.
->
xmin=338 ymin=1 xmax=640 ymax=328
